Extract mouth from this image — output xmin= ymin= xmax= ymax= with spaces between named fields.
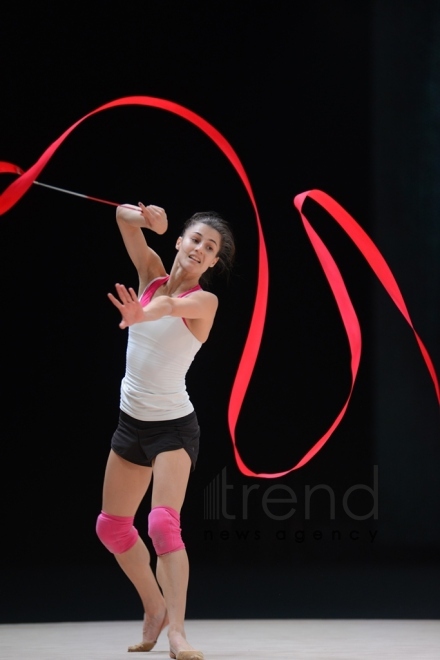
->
xmin=189 ymin=255 xmax=201 ymax=263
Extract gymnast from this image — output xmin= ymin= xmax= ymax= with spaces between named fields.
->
xmin=96 ymin=202 xmax=235 ymax=660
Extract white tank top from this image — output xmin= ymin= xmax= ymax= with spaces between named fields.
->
xmin=119 ymin=276 xmax=203 ymax=421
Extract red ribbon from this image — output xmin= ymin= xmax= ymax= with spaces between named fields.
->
xmin=0 ymin=162 xmax=23 ymax=176
xmin=0 ymin=96 xmax=438 ymax=478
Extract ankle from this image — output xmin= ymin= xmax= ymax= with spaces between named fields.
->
xmin=168 ymin=626 xmax=186 ymax=638
xmin=142 ymin=600 xmax=167 ymax=617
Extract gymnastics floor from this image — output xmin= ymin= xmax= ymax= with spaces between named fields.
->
xmin=1 ymin=618 xmax=440 ymax=659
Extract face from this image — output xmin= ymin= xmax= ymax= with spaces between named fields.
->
xmin=176 ymin=222 xmax=221 ymax=274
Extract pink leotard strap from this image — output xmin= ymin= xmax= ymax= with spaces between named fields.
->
xmin=140 ymin=275 xmax=201 ymax=307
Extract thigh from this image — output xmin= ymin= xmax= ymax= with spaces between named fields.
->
xmin=151 ymin=449 xmax=192 ymax=512
xmin=102 ymin=449 xmax=153 ymax=516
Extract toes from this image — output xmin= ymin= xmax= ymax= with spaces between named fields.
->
xmin=128 ymin=640 xmax=156 ymax=652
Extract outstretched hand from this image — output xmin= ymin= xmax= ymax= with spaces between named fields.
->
xmin=138 ymin=203 xmax=168 ymax=234
xmin=108 ymin=283 xmax=144 ymax=329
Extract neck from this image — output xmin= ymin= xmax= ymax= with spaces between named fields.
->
xmin=164 ymin=264 xmax=200 ymax=296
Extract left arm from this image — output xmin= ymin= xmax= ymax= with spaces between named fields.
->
xmin=108 ymin=284 xmax=218 ymax=339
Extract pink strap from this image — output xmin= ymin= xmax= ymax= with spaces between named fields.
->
xmin=140 ymin=276 xmax=170 ymax=307
xmin=0 ymin=98 xmax=437 ymax=478
xmin=139 ymin=275 xmax=202 ymax=328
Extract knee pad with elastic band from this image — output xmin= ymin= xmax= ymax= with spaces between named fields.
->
xmin=148 ymin=506 xmax=185 ymax=555
xmin=96 ymin=511 xmax=139 ymax=554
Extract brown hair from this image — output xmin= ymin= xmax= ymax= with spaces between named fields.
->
xmin=181 ymin=211 xmax=235 ymax=286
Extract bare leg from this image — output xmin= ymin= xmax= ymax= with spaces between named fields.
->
xmin=152 ymin=449 xmax=203 ymax=659
xmin=101 ymin=449 xmax=168 ymax=649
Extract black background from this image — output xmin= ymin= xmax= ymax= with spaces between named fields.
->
xmin=0 ymin=1 xmax=439 ymax=623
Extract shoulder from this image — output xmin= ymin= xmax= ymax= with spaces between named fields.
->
xmin=179 ymin=290 xmax=219 ymax=342
xmin=186 ymin=289 xmax=218 ymax=308
xmin=169 ymin=288 xmax=218 ymax=324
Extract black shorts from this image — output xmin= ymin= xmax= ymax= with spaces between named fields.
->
xmin=111 ymin=410 xmax=200 ymax=471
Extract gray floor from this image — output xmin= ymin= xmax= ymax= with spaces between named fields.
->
xmin=1 ymin=619 xmax=440 ymax=659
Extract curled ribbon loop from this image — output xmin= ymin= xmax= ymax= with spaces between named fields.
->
xmin=0 ymin=162 xmax=23 ymax=176
xmin=295 ymin=190 xmax=440 ymax=407
xmin=0 ymin=97 xmax=438 ymax=478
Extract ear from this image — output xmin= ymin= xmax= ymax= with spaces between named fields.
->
xmin=176 ymin=236 xmax=182 ymax=250
xmin=210 ymin=257 xmax=219 ymax=268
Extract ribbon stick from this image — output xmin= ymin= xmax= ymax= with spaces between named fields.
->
xmin=32 ymin=180 xmax=121 ymax=207
xmin=0 ymin=161 xmax=121 ymax=207
xmin=0 ymin=97 xmax=438 ymax=479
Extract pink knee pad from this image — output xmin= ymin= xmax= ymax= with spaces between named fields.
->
xmin=96 ymin=511 xmax=139 ymax=554
xmin=148 ymin=506 xmax=185 ymax=555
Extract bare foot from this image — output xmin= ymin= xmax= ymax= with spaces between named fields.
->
xmin=168 ymin=630 xmax=204 ymax=660
xmin=128 ymin=608 xmax=168 ymax=652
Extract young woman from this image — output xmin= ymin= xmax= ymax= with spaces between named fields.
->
xmin=96 ymin=202 xmax=235 ymax=660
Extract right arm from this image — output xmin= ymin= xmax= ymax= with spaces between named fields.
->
xmin=116 ymin=203 xmax=168 ymax=295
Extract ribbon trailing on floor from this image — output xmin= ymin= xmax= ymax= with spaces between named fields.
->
xmin=0 ymin=96 xmax=438 ymax=478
